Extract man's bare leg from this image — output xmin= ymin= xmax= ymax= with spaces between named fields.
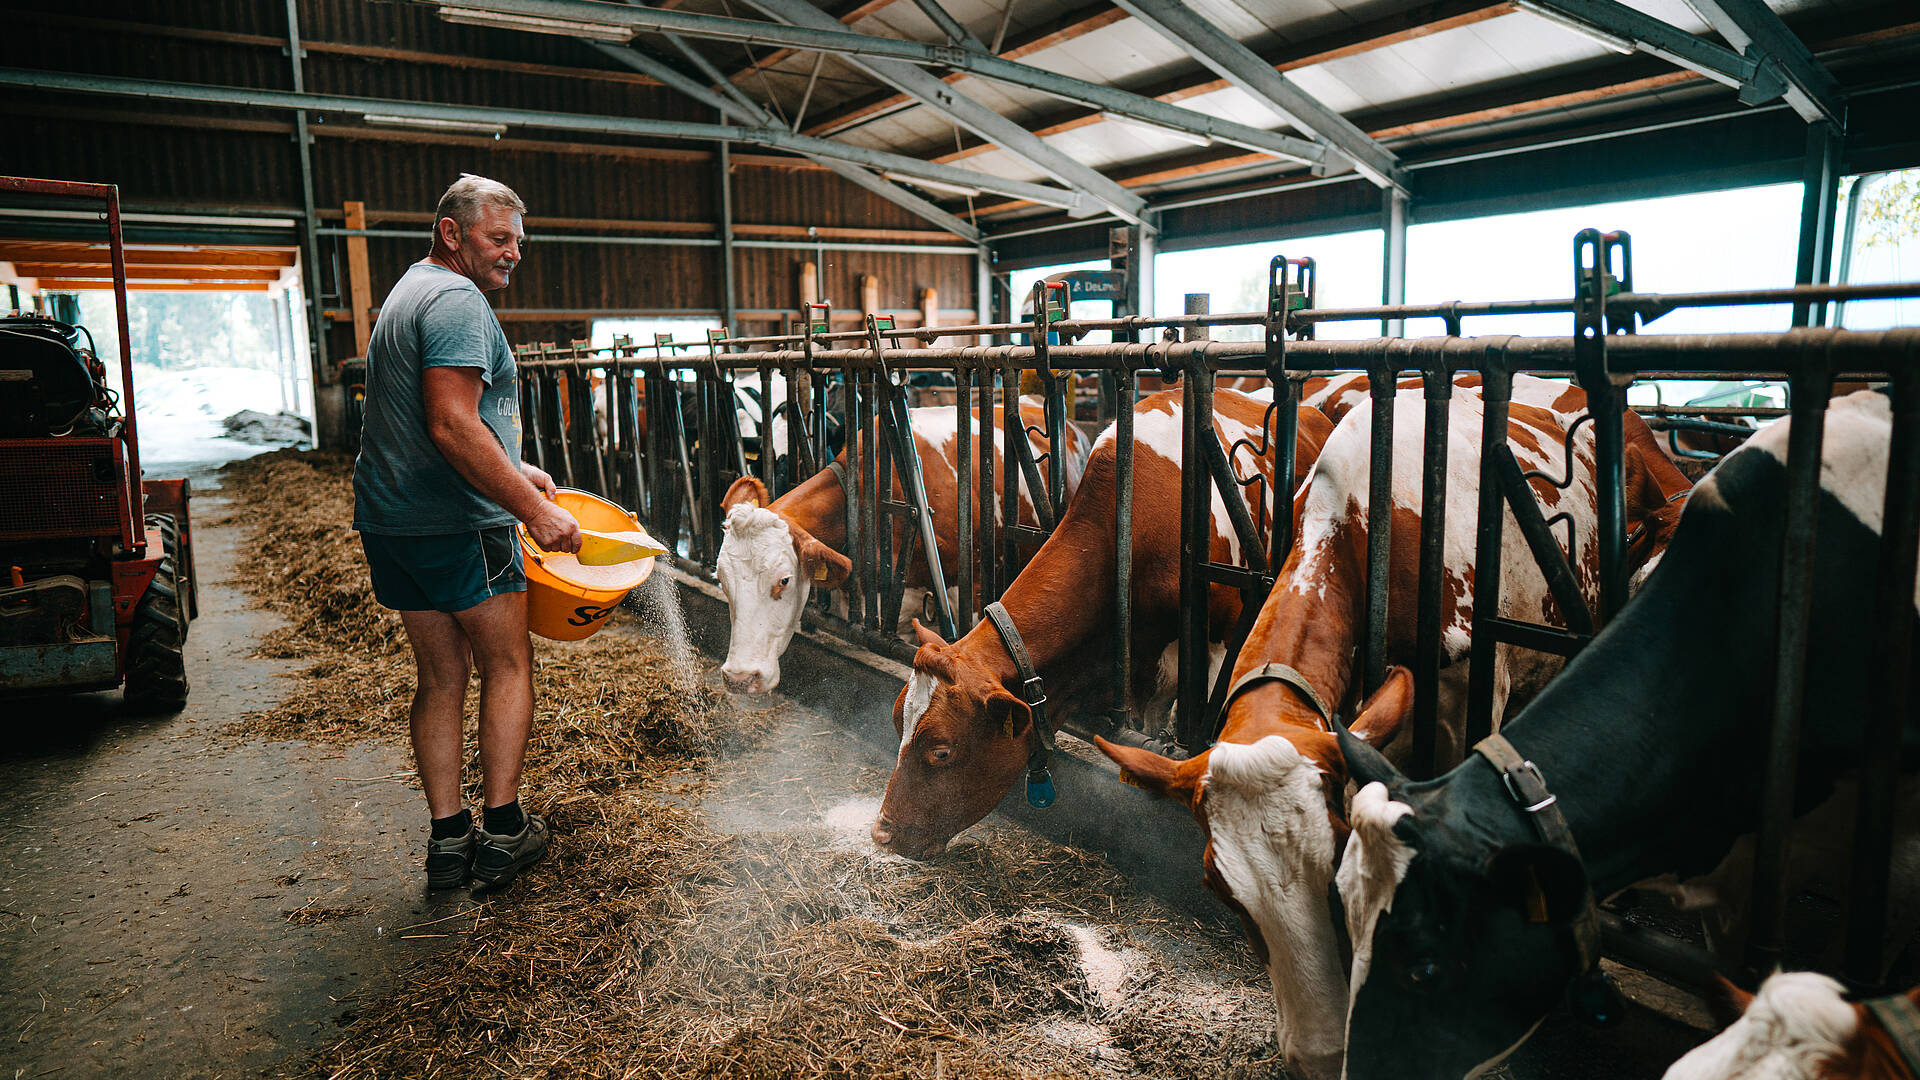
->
xmin=399 ymin=608 xmax=473 ymax=820
xmin=451 ymin=590 xmax=534 ymax=811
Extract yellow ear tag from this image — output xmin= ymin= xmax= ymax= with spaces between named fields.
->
xmin=814 ymin=564 xmax=829 ymax=582
xmin=1118 ymin=769 xmax=1144 ymax=790
xmin=745 ymin=497 xmax=759 ymax=508
xmin=1002 ymin=714 xmax=1015 ymax=738
xmin=1524 ymin=866 xmax=1550 ymax=924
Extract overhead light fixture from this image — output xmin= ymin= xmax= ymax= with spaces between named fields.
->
xmin=1513 ymin=0 xmax=1636 ymax=54
xmin=364 ymin=113 xmax=509 ymax=137
xmin=1098 ymin=111 xmax=1213 ymax=148
xmin=435 ymin=5 xmax=636 ymax=42
xmin=880 ymin=172 xmax=982 ymax=198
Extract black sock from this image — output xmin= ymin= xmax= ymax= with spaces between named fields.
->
xmin=483 ymin=800 xmax=526 ymax=836
xmin=430 ymin=808 xmax=472 ymax=840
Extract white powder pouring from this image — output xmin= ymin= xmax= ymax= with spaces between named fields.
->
xmin=534 ymin=548 xmax=657 ymax=591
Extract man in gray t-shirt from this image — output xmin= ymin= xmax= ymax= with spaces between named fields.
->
xmin=352 ymin=174 xmax=580 ymax=894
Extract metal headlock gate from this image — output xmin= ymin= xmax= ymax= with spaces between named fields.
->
xmin=514 ymin=231 xmax=1920 ymax=995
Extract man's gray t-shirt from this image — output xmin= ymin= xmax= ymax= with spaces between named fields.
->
xmin=353 ymin=262 xmax=522 ymax=535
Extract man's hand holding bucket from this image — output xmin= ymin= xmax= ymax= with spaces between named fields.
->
xmin=518 ymin=462 xmax=582 ymax=553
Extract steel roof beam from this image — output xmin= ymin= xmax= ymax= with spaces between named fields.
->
xmin=585 ymin=40 xmax=981 ymax=240
xmin=729 ymin=0 xmax=1144 ymax=223
xmin=0 ymin=67 xmax=1088 ymax=216
xmin=1515 ymin=0 xmax=1788 ymax=105
xmin=1105 ymin=0 xmax=1405 ymax=192
xmin=905 ymin=0 xmax=988 ymax=51
xmin=1680 ymin=0 xmax=1844 ymax=126
xmin=426 ymin=0 xmax=1332 ymax=177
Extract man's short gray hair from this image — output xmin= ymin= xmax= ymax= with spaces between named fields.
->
xmin=434 ymin=173 xmax=526 ymax=234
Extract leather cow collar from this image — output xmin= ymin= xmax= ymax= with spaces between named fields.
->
xmin=983 ymin=601 xmax=1058 ymax=808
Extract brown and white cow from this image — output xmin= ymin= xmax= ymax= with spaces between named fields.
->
xmin=871 ymin=389 xmax=1334 ymax=858
xmin=715 ymin=402 xmax=1088 ymax=693
xmin=1665 ymin=972 xmax=1920 ymax=1080
xmin=1095 ymin=375 xmax=1693 ymax=1079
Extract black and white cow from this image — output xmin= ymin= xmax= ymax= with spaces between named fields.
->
xmin=1333 ymin=389 xmax=1919 ymax=1079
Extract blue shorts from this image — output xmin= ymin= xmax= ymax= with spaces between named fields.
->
xmin=360 ymin=524 xmax=527 ymax=613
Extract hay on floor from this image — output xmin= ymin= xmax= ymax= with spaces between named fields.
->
xmin=216 ymin=450 xmax=1282 ymax=1080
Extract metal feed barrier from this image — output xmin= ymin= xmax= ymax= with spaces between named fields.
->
xmin=515 ymin=231 xmax=1920 ymax=997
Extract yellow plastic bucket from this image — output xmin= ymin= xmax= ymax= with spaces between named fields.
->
xmin=519 ymin=489 xmax=658 ymax=641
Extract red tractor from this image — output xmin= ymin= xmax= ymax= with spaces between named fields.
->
xmin=0 ymin=176 xmax=194 ymax=710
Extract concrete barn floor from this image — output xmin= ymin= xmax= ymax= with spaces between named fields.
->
xmin=0 ymin=462 xmax=1711 ymax=1080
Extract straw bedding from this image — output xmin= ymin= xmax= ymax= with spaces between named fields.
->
xmin=218 ymin=450 xmax=1284 ymax=1080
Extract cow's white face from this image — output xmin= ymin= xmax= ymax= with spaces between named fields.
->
xmin=715 ymin=503 xmax=809 ymax=693
xmin=1337 ymin=781 xmax=1419 ymax=1027
xmin=1203 ymin=736 xmax=1348 ymax=1080
xmin=1661 ymin=972 xmax=1856 ymax=1080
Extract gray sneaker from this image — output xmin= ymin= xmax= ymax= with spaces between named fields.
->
xmin=426 ymin=827 xmax=476 ymax=890
xmin=471 ymin=811 xmax=550 ymax=892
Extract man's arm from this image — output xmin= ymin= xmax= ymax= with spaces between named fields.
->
xmin=422 ymin=366 xmax=581 ymax=552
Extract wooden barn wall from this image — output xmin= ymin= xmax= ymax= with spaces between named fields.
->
xmin=2 ymin=0 xmax=978 ymax=364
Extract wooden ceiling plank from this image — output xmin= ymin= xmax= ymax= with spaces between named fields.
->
xmin=0 ymin=245 xmax=299 ymax=268
xmin=10 ymin=263 xmax=286 ymax=281
xmin=32 ymin=280 xmax=271 ymax=292
xmin=29 ymin=14 xmax=662 ymax=88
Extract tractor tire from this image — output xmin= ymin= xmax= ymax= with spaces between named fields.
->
xmin=124 ymin=513 xmax=189 ymax=713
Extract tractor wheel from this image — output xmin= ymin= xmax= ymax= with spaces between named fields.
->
xmin=124 ymin=513 xmax=189 ymax=712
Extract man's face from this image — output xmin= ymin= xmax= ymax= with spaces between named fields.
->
xmin=443 ymin=204 xmax=523 ymax=291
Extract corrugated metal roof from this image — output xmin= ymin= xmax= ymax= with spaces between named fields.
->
xmin=660 ymin=0 xmax=1894 ymax=224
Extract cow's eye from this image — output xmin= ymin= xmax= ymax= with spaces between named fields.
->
xmin=1405 ymin=960 xmax=1443 ymax=989
xmin=779 ymin=576 xmax=791 ymax=588
xmin=927 ymin=745 xmax=953 ymax=765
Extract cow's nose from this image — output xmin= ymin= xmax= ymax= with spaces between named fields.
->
xmin=722 ymin=670 xmax=762 ymax=694
xmin=870 ymin=817 xmax=895 ymax=849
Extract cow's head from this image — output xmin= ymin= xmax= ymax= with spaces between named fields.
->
xmin=714 ymin=477 xmax=850 ymax=694
xmin=871 ymin=621 xmax=1032 ymax=858
xmin=1336 ymin=731 xmax=1594 ymax=1080
xmin=1091 ymin=669 xmax=1410 ymax=1080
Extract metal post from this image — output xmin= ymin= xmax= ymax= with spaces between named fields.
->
xmin=1363 ymin=358 xmax=1397 ymax=695
xmin=1834 ymin=173 xmax=1874 ymax=329
xmin=1131 ymin=216 xmax=1158 ymax=345
xmin=1793 ymin=121 xmax=1843 ymax=328
xmin=1465 ymin=352 xmax=1513 ymax=747
xmin=1111 ymin=365 xmax=1136 ymax=732
xmin=1383 ymin=189 xmax=1410 ymax=339
xmin=719 ymin=137 xmax=737 ymax=333
xmin=1001 ymin=364 xmax=1021 ymax=575
xmin=975 ymin=244 xmax=994 ymax=347
xmin=977 ymin=368 xmax=998 ymax=603
xmin=1412 ymin=350 xmax=1451 ymax=777
xmin=284 ymin=0 xmax=330 ymax=445
xmin=1747 ymin=352 xmax=1834 ymax=976
xmin=956 ymin=368 xmax=974 ymax=632
xmin=874 ymin=368 xmax=896 ymax=632
xmin=1848 ymin=371 xmax=1920 ymax=987
xmin=1176 ymin=355 xmax=1214 ymax=750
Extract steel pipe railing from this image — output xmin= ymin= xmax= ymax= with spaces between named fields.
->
xmin=513 ymin=249 xmax=1920 ymax=1003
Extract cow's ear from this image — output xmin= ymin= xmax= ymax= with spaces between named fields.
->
xmin=1488 ymin=844 xmax=1590 ymax=926
xmin=1349 ymin=665 xmax=1413 ymax=750
xmin=888 ymin=683 xmax=908 ymax=737
xmin=985 ymin=690 xmax=1031 ymax=741
xmin=1337 ymin=719 xmax=1406 ymax=790
xmin=911 ymin=618 xmax=948 ymax=650
xmin=722 ymin=475 xmax=770 ymax=512
xmin=1095 ymin=738 xmax=1205 ymax=808
xmin=791 ymin=524 xmax=851 ymax=588
xmin=1706 ymin=974 xmax=1755 ymax=1026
